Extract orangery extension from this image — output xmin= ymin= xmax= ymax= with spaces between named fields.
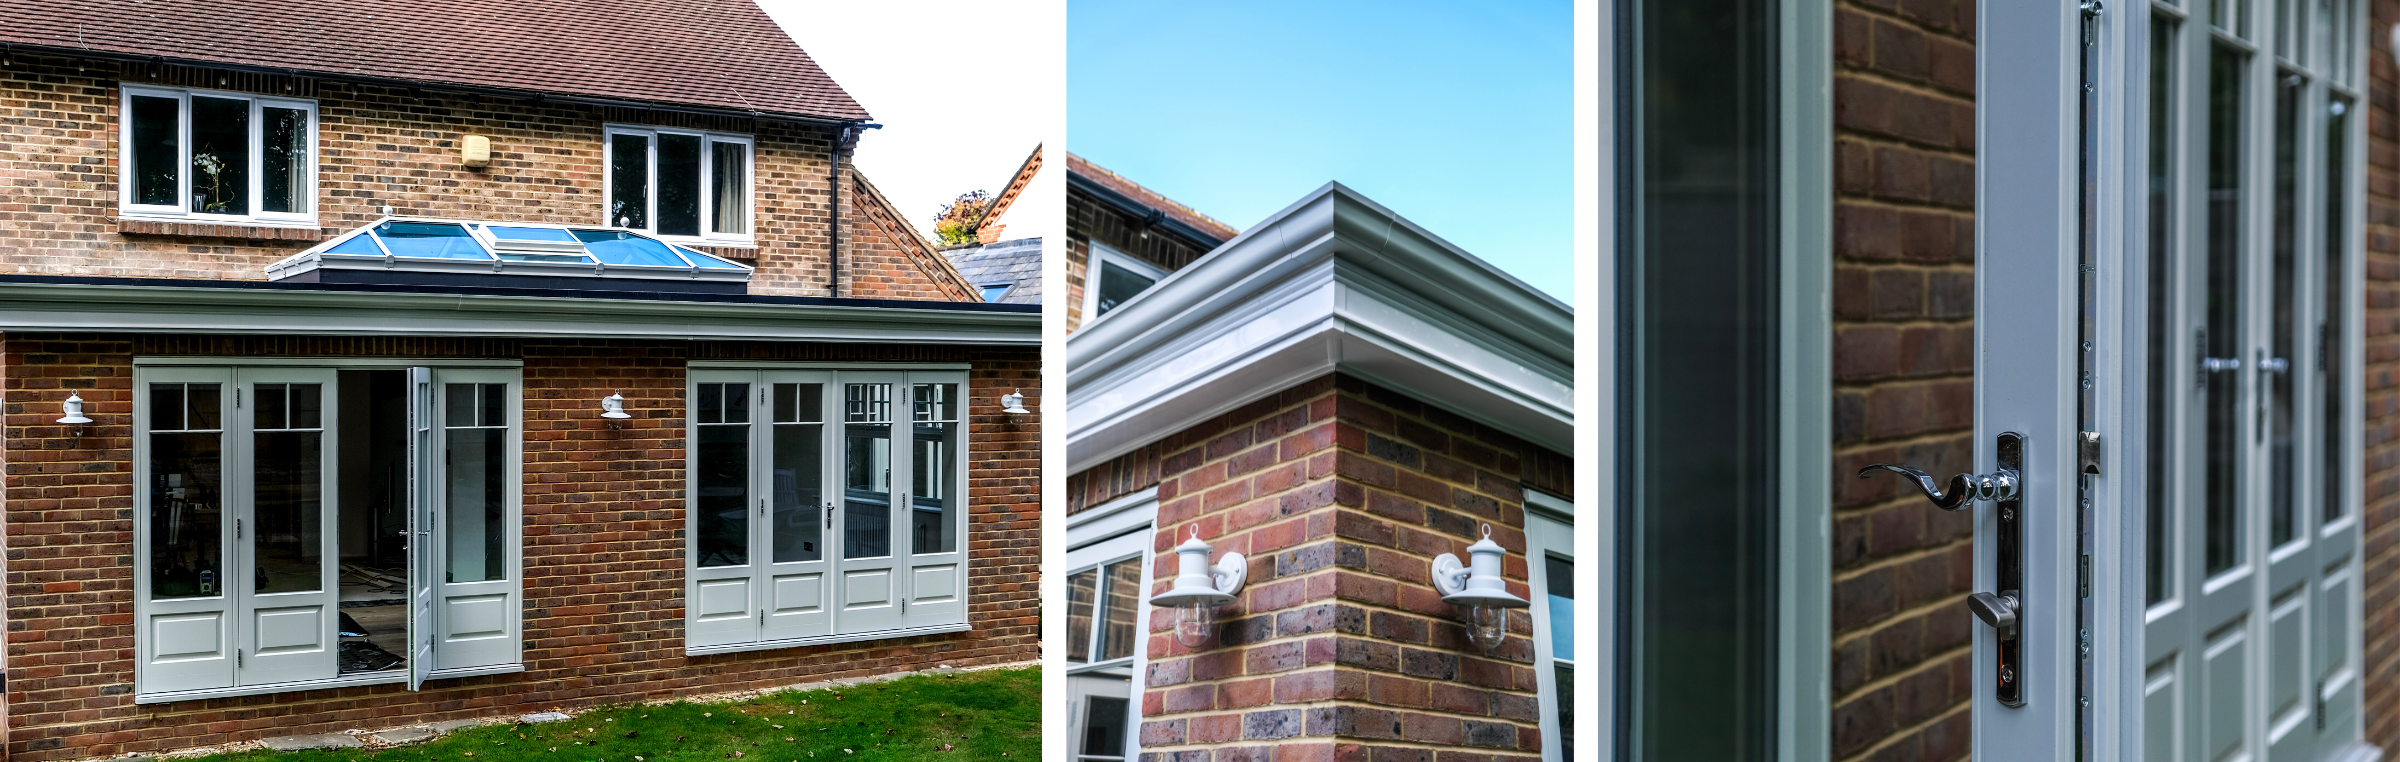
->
xmin=0 ymin=1 xmax=1040 ymax=758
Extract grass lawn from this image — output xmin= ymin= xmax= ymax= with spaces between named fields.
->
xmin=190 ymin=667 xmax=1039 ymax=762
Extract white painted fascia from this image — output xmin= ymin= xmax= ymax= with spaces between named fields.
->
xmin=0 ymin=280 xmax=1039 ymax=345
xmin=1065 ymin=183 xmax=1573 ymax=472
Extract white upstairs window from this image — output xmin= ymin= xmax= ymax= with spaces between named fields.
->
xmin=118 ymin=85 xmax=316 ymax=225
xmin=603 ymin=126 xmax=754 ymax=244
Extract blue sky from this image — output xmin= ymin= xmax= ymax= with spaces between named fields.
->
xmin=1068 ymin=0 xmax=1572 ymax=304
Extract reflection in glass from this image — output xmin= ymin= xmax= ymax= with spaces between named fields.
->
xmin=190 ymin=97 xmax=250 ymax=215
xmin=772 ymin=383 xmax=824 ymax=564
xmin=844 ymin=383 xmax=892 ymax=560
xmin=253 ymin=383 xmax=324 ymax=595
xmin=657 ymin=134 xmax=702 ymax=237
xmin=2323 ymin=99 xmax=2350 ymax=524
xmin=1064 ymin=567 xmax=1097 ymax=663
xmin=911 ymin=383 xmax=959 ymax=555
xmin=376 ymin=222 xmax=486 ymax=259
xmin=2204 ymin=44 xmax=2246 ymax=576
xmin=131 ymin=95 xmax=180 ymax=207
xmin=2146 ymin=18 xmax=2177 ymax=606
xmin=1098 ymin=560 xmax=1140 ymax=662
xmin=712 ymin=142 xmax=748 ymax=235
xmin=610 ymin=133 xmax=650 ymax=229
xmin=1624 ymin=0 xmax=1776 ymax=756
xmin=1081 ymin=696 xmax=1128 ymax=760
xmin=695 ymin=382 xmax=751 ymax=568
xmin=150 ymin=383 xmax=224 ymax=599
xmin=1094 ymin=260 xmax=1157 ymax=317
xmin=1546 ymin=554 xmax=1574 ymax=662
xmin=445 ymin=384 xmax=508 ymax=582
xmin=262 ymin=107 xmax=308 ymax=213
xmin=2268 ymin=72 xmax=2301 ymax=548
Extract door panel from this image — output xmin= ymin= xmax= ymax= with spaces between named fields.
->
xmin=835 ymin=372 xmax=906 ymax=633
xmin=688 ymin=373 xmax=759 ymax=647
xmin=899 ymin=377 xmax=965 ymax=628
xmin=760 ymin=373 xmax=832 ymax=641
xmin=2203 ymin=627 xmax=2247 ymax=762
xmin=235 ymin=369 xmax=338 ymax=686
xmin=430 ymin=371 xmax=520 ymax=670
xmin=138 ymin=371 xmax=236 ymax=694
xmin=2146 ymin=661 xmax=2180 ymax=762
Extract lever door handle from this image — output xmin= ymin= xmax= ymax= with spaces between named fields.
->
xmin=2199 ymin=356 xmax=2242 ymax=372
xmin=1857 ymin=464 xmax=2018 ymax=511
xmin=2257 ymin=356 xmax=2290 ymax=373
xmin=1967 ymin=590 xmax=2021 ymax=640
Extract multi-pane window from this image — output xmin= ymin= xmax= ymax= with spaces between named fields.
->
xmin=1064 ymin=552 xmax=1142 ymax=762
xmin=1081 ymin=243 xmax=1167 ymax=323
xmin=686 ymin=369 xmax=968 ymax=654
xmin=604 ymin=126 xmax=753 ymax=241
xmin=120 ymin=86 xmax=315 ymax=222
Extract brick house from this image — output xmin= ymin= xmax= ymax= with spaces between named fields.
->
xmin=1601 ymin=0 xmax=2392 ymax=761
xmin=1061 ymin=164 xmax=1573 ymax=760
xmin=943 ymin=145 xmax=1045 ymax=305
xmin=0 ymin=2 xmax=1038 ymax=759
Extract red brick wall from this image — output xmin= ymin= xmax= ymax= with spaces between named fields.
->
xmin=0 ymin=333 xmax=1039 ymax=760
xmin=0 ymin=54 xmax=970 ymax=301
xmin=2361 ymin=3 xmax=2400 ymax=752
xmin=1826 ymin=0 xmax=1979 ymax=760
xmin=1130 ymin=374 xmax=1556 ymax=761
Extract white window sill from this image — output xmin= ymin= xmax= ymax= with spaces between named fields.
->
xmin=117 ymin=213 xmax=322 ymax=230
xmin=657 ymin=237 xmax=759 ymax=250
xmin=684 ymin=622 xmax=972 ymax=657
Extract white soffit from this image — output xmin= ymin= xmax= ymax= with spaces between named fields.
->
xmin=0 ymin=280 xmax=1039 ymax=345
xmin=1065 ymin=183 xmax=1573 ymax=472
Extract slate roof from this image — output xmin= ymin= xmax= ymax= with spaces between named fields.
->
xmin=944 ymin=237 xmax=1043 ymax=305
xmin=2 ymin=0 xmax=871 ymax=122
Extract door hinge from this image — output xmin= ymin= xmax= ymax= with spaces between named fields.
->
xmin=760 ymin=498 xmax=766 ymax=517
xmin=826 ymin=505 xmax=834 ymax=529
xmin=237 ymin=649 xmax=244 ymax=668
xmin=900 ymin=599 xmax=906 ymax=614
xmin=234 ymin=388 xmax=242 ymax=408
xmin=2078 ymin=431 xmax=2102 ymax=476
xmin=236 ymin=518 xmax=243 ymax=539
xmin=2080 ymin=1 xmax=2104 ymax=45
xmin=758 ymin=610 xmax=765 ymax=626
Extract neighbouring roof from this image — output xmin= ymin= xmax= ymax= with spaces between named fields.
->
xmin=975 ymin=145 xmax=1042 ymax=244
xmin=944 ymin=237 xmax=1043 ymax=305
xmin=1067 ymin=153 xmax=1240 ymax=245
xmin=2 ymin=0 xmax=870 ymax=122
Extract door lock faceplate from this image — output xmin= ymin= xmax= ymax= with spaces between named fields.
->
xmin=1859 ymin=432 xmax=2027 ymax=707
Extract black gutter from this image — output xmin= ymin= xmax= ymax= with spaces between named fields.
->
xmin=1 ymin=41 xmax=865 ymax=127
xmin=1066 ymin=171 xmax=1229 ymax=250
xmin=0 ymin=273 xmax=1037 ymax=313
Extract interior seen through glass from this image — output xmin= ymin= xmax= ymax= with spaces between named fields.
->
xmin=1064 ymin=567 xmax=1096 ymax=663
xmin=2204 ymin=42 xmax=2247 ymax=576
xmin=2323 ymin=98 xmax=2350 ymax=524
xmin=697 ymin=382 xmax=752 ymax=568
xmin=149 ymin=383 xmax=224 ymax=600
xmin=911 ymin=383 xmax=959 ymax=555
xmin=445 ymin=383 xmax=509 ymax=584
xmin=261 ymin=106 xmax=308 ymax=214
xmin=189 ymin=97 xmax=249 ymax=216
xmin=2146 ymin=16 xmax=2177 ymax=607
xmin=657 ymin=134 xmax=703 ymax=237
xmin=335 ymin=371 xmax=410 ymax=674
xmin=773 ymin=383 xmax=826 ymax=564
xmin=845 ymin=383 xmax=893 ymax=560
xmin=252 ymin=383 xmax=325 ymax=596
xmin=1094 ymin=260 xmax=1157 ymax=317
xmin=130 ymin=95 xmax=180 ymax=207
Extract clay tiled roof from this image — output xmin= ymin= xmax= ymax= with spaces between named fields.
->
xmin=975 ymin=144 xmax=1042 ymax=245
xmin=2 ymin=0 xmax=871 ymax=122
xmin=1067 ymin=152 xmax=1241 ymax=243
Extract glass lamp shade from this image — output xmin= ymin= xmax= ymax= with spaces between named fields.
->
xmin=1463 ymin=603 xmax=1510 ymax=654
xmin=1150 ymin=527 xmax=1246 ymax=650
xmin=1173 ymin=600 xmax=1215 ymax=648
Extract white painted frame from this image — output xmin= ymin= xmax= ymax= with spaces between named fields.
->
xmin=1062 ymin=487 xmax=1159 ymax=762
xmin=426 ymin=368 xmax=525 ymax=673
xmin=601 ymin=125 xmax=757 ymax=246
xmin=117 ymin=84 xmax=319 ymax=227
xmin=1524 ymin=492 xmax=1574 ymax=762
xmin=1077 ymin=241 xmax=1167 ymax=329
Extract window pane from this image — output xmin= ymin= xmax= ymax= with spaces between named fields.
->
xmin=1094 ymin=260 xmax=1157 ymax=317
xmin=2146 ymin=18 xmax=2177 ymax=606
xmin=773 ymin=383 xmax=824 ymax=564
xmin=657 ymin=134 xmax=702 ymax=237
xmin=610 ymin=133 xmax=650 ymax=229
xmin=261 ymin=106 xmax=308 ymax=213
xmin=910 ymin=384 xmax=958 ymax=555
xmin=844 ymin=383 xmax=892 ymax=560
xmin=479 ymin=383 xmax=505 ymax=428
xmin=190 ymin=97 xmax=250 ymax=215
xmin=443 ymin=384 xmax=507 ymax=583
xmin=1097 ymin=559 xmax=1141 ymax=662
xmin=149 ymin=383 xmax=223 ymax=600
xmin=677 ymin=245 xmax=748 ymax=269
xmin=2268 ymin=72 xmax=2301 ymax=548
xmin=1064 ymin=568 xmax=1097 ymax=663
xmin=485 ymin=226 xmax=578 ymax=242
xmin=2323 ymin=99 xmax=2350 ymax=523
xmin=130 ymin=95 xmax=181 ymax=207
xmin=1546 ymin=554 xmax=1574 ymax=662
xmin=377 ymin=222 xmax=487 ymax=259
xmin=696 ymin=382 xmax=750 ymax=568
xmin=326 ymin=233 xmax=382 ymax=256
xmin=1555 ymin=664 xmax=1576 ymax=758
xmin=2204 ymin=43 xmax=2246 ymax=576
xmin=711 ymin=141 xmax=748 ymax=235
xmin=1081 ymin=696 xmax=1128 ymax=759
xmin=257 ymin=382 xmax=289 ymax=431
xmin=573 ymin=229 xmax=688 ymax=267
xmin=1626 ymin=0 xmax=1777 ymax=756
xmin=254 ymin=418 xmax=323 ymax=596
xmin=981 ymin=284 xmax=1011 ymax=302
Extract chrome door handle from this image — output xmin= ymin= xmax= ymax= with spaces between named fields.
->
xmin=1967 ymin=590 xmax=2021 ymax=640
xmin=2256 ymin=356 xmax=2290 ymax=374
xmin=1856 ymin=464 xmax=2019 ymax=511
xmin=2199 ymin=356 xmax=2242 ymax=372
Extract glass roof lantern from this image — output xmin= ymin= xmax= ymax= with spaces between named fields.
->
xmin=268 ymin=217 xmax=752 ymax=293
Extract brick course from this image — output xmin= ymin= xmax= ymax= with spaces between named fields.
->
xmin=0 ymin=54 xmax=969 ymax=300
xmin=0 ymin=333 xmax=1039 ymax=761
xmin=2362 ymin=2 xmax=2400 ymax=753
xmin=1116 ymin=373 xmax=1563 ymax=762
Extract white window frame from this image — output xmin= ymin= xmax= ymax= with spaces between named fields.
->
xmin=1062 ymin=487 xmax=1158 ymax=762
xmin=682 ymin=365 xmax=972 ymax=656
xmin=1525 ymin=491 xmax=1574 ymax=762
xmin=601 ymin=125 xmax=757 ymax=245
xmin=117 ymin=84 xmax=319 ymax=227
xmin=128 ymin=359 xmax=524 ymax=704
xmin=1079 ymin=241 xmax=1168 ymax=326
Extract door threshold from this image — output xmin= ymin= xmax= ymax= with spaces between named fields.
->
xmin=684 ymin=622 xmax=972 ymax=656
xmin=135 ymin=670 xmax=407 ymax=704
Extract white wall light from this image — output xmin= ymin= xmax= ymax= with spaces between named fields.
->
xmin=601 ymin=390 xmax=631 ymax=428
xmin=1001 ymin=389 xmax=1031 ymax=414
xmin=58 ymin=389 xmax=93 ymax=436
xmin=1149 ymin=526 xmax=1247 ymax=648
xmin=1431 ymin=524 xmax=1529 ymax=655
